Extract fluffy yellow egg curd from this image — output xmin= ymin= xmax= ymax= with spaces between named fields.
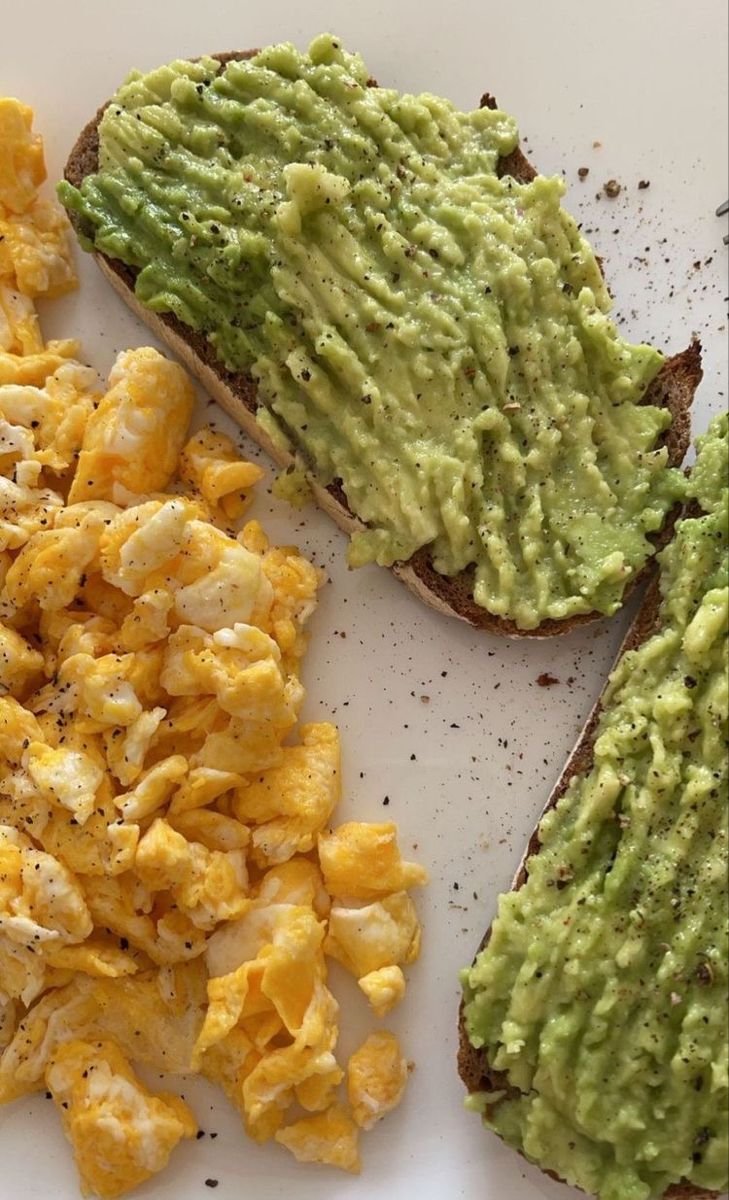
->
xmin=0 ymin=98 xmax=427 ymax=1198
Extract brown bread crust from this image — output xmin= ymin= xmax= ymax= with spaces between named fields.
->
xmin=63 ymin=52 xmax=701 ymax=641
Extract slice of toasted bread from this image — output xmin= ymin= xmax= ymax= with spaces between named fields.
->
xmin=63 ymin=53 xmax=702 ymax=638
xmin=457 ymin=543 xmax=722 ymax=1200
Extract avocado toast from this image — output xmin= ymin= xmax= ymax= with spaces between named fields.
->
xmin=60 ymin=37 xmax=702 ymax=636
xmin=459 ymin=415 xmax=729 ymax=1199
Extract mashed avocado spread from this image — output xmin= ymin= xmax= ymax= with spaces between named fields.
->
xmin=60 ymin=34 xmax=685 ymax=629
xmin=461 ymin=414 xmax=728 ymax=1199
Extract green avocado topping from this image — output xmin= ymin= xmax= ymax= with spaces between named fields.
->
xmin=461 ymin=415 xmax=729 ymax=1199
xmin=60 ymin=33 xmax=686 ymax=629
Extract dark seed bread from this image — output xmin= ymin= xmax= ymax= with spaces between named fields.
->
xmin=63 ymin=53 xmax=702 ymax=638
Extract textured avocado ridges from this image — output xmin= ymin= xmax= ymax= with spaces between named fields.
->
xmin=457 ymin=560 xmax=720 ymax=1199
xmin=63 ymin=52 xmax=701 ymax=638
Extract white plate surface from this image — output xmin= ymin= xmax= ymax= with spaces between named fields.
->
xmin=1 ymin=2 xmax=727 ymax=1197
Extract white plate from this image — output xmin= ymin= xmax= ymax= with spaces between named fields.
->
xmin=2 ymin=1 xmax=727 ymax=1197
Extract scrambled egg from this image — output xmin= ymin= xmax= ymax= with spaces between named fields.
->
xmin=0 ymin=97 xmax=76 ymax=359
xmin=0 ymin=99 xmax=428 ymax=1198
xmin=348 ymin=1031 xmax=410 ymax=1129
xmin=46 ymin=1039 xmax=198 ymax=1199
